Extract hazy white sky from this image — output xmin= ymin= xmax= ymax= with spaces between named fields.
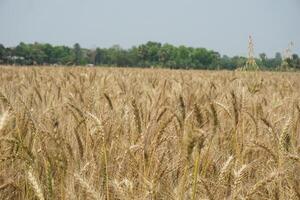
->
xmin=0 ymin=0 xmax=299 ymax=56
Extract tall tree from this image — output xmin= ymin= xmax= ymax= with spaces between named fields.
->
xmin=259 ymin=53 xmax=267 ymax=68
xmin=94 ymin=48 xmax=103 ymax=65
xmin=275 ymin=52 xmax=282 ymax=62
xmin=0 ymin=44 xmax=5 ymax=63
xmin=73 ymin=43 xmax=82 ymax=65
xmin=259 ymin=53 xmax=267 ymax=61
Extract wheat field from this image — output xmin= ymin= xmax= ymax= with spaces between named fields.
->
xmin=0 ymin=66 xmax=299 ymax=200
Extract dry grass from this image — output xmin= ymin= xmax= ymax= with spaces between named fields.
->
xmin=0 ymin=66 xmax=300 ymax=200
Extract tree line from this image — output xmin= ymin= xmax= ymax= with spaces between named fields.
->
xmin=0 ymin=42 xmax=299 ymax=70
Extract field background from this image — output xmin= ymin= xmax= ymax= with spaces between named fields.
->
xmin=0 ymin=66 xmax=300 ymax=200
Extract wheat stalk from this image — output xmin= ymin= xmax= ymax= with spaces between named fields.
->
xmin=0 ymin=111 xmax=9 ymax=131
xmin=27 ymin=168 xmax=45 ymax=200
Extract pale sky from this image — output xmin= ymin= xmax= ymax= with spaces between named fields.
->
xmin=0 ymin=0 xmax=299 ymax=56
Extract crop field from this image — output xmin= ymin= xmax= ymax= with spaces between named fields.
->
xmin=0 ymin=66 xmax=300 ymax=200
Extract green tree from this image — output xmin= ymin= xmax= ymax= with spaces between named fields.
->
xmin=30 ymin=43 xmax=47 ymax=64
xmin=259 ymin=53 xmax=267 ymax=68
xmin=175 ymin=46 xmax=193 ymax=68
xmin=137 ymin=42 xmax=162 ymax=66
xmin=231 ymin=56 xmax=247 ymax=69
xmin=41 ymin=43 xmax=55 ymax=64
xmin=73 ymin=43 xmax=82 ymax=65
xmin=274 ymin=52 xmax=282 ymax=67
xmin=127 ymin=46 xmax=139 ymax=67
xmin=106 ymin=45 xmax=131 ymax=66
xmin=158 ymin=44 xmax=177 ymax=68
xmin=291 ymin=54 xmax=300 ymax=69
xmin=14 ymin=42 xmax=32 ymax=64
xmin=45 ymin=46 xmax=72 ymax=65
xmin=191 ymin=48 xmax=215 ymax=69
xmin=0 ymin=44 xmax=5 ymax=63
xmin=94 ymin=48 xmax=104 ymax=65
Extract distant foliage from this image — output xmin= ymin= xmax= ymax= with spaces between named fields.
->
xmin=0 ymin=42 xmax=299 ymax=70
